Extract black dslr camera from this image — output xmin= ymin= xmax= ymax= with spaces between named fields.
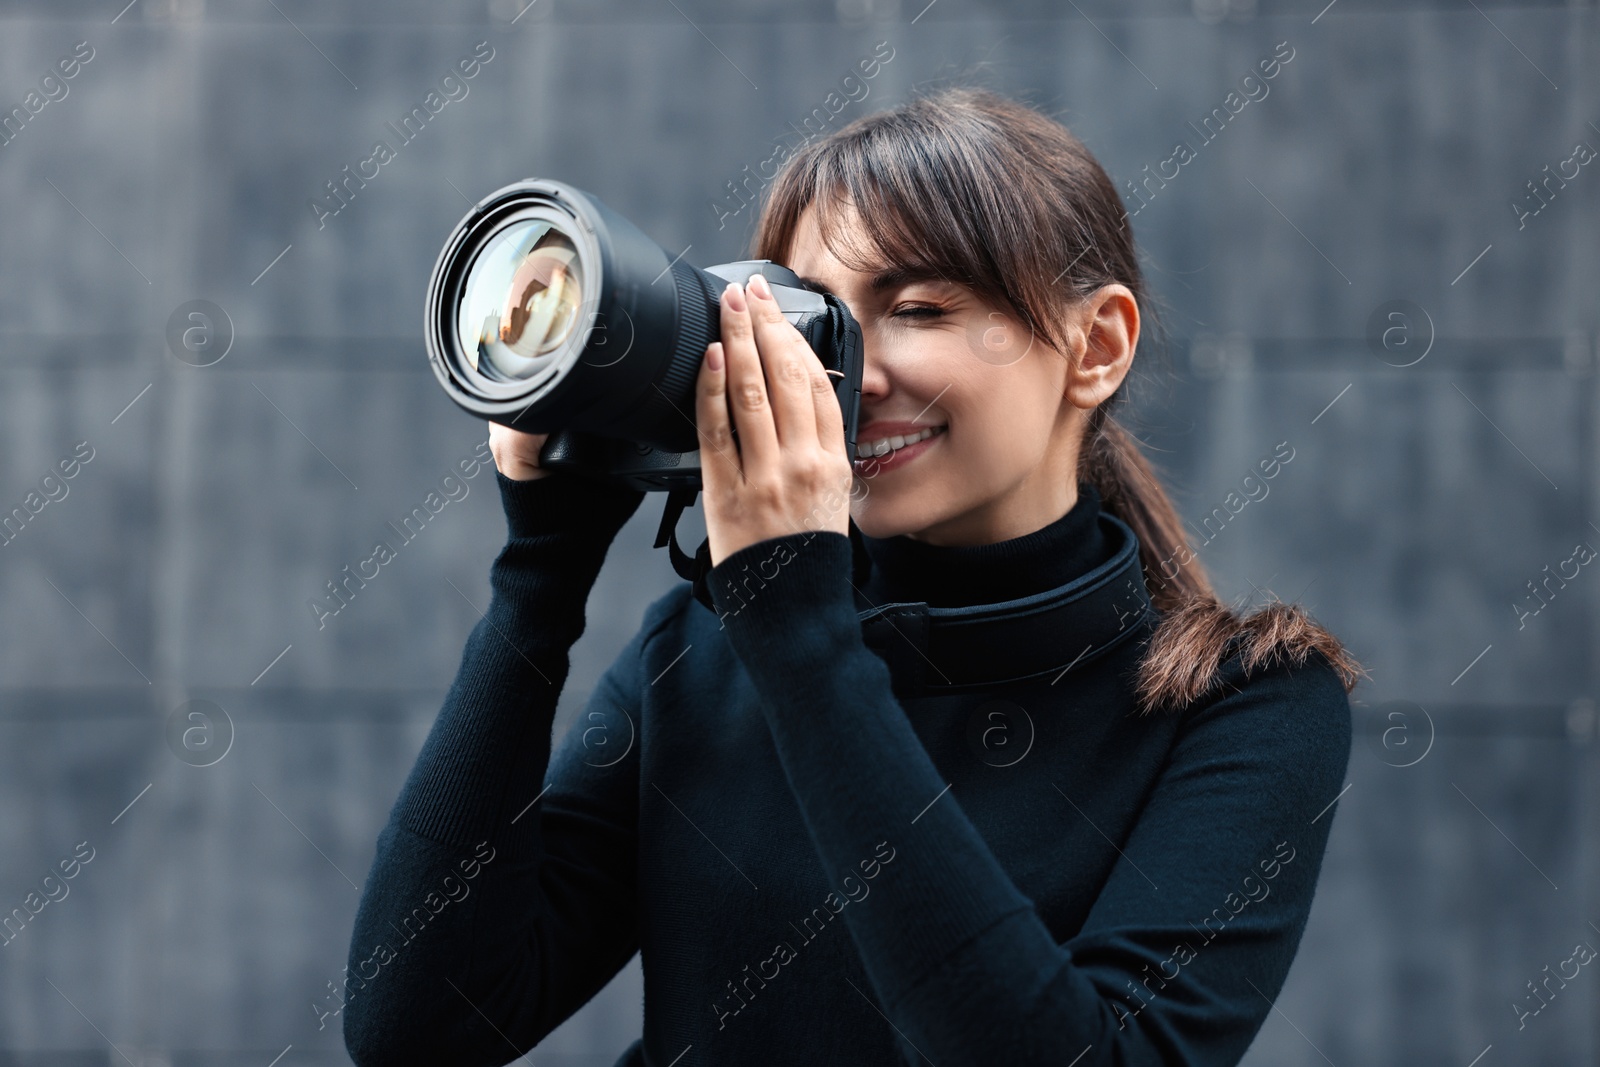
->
xmin=422 ymin=178 xmax=866 ymax=586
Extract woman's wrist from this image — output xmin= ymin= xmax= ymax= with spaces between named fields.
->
xmin=485 ymin=470 xmax=648 ymax=655
xmin=496 ymin=468 xmax=646 ymax=541
xmin=706 ymin=529 xmax=854 ymax=631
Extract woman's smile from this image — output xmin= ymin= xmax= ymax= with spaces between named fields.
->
xmin=852 ymin=423 xmax=947 ymax=476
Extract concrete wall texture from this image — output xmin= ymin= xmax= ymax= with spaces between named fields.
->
xmin=0 ymin=0 xmax=1595 ymax=1063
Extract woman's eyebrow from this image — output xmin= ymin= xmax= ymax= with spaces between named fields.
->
xmin=797 ymin=266 xmax=950 ymax=296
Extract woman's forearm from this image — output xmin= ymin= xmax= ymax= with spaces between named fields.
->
xmin=342 ymin=471 xmax=643 ymax=1065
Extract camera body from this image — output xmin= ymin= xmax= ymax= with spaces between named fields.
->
xmin=533 ymin=260 xmax=861 ymax=493
xmin=424 ymin=178 xmax=864 ymax=493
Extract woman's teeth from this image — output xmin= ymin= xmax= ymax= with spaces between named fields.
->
xmin=854 ymin=424 xmax=945 ymax=461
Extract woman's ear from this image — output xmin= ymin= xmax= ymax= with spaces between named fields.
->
xmin=1063 ymin=284 xmax=1138 ymax=411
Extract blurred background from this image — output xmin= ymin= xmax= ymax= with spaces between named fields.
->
xmin=1 ymin=0 xmax=1596 ymax=1063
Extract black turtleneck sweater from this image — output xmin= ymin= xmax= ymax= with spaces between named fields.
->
xmin=342 ymin=469 xmax=1353 ymax=1067
xmin=859 ymin=480 xmax=1105 ymax=608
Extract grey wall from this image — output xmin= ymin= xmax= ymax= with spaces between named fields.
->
xmin=0 ymin=0 xmax=1595 ymax=1063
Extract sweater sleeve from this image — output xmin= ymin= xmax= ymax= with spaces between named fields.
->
xmin=706 ymin=529 xmax=1352 ymax=1067
xmin=342 ymin=470 xmax=650 ymax=1066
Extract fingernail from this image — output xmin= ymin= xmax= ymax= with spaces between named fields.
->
xmin=748 ymin=273 xmax=770 ymax=300
xmin=724 ymin=281 xmax=746 ymax=312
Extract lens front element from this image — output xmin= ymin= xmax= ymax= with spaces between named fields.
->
xmin=457 ymin=220 xmax=585 ymax=382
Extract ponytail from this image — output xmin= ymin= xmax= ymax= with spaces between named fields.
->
xmin=1084 ymin=413 xmax=1368 ymax=715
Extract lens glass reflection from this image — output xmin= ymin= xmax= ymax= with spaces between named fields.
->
xmin=457 ymin=219 xmax=585 ymax=381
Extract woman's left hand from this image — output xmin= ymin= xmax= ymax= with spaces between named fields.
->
xmin=696 ymin=273 xmax=855 ymax=568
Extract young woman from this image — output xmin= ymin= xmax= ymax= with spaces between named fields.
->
xmin=342 ymin=87 xmax=1366 ymax=1066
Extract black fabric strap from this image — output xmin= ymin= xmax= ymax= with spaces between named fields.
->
xmin=655 ymin=493 xmax=1153 ymax=692
xmin=855 ymin=512 xmax=1155 ymax=695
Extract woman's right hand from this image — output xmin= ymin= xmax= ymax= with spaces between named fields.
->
xmin=488 ymin=421 xmax=553 ymax=481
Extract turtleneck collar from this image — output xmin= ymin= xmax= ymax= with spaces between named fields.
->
xmin=858 ymin=481 xmax=1107 ymax=608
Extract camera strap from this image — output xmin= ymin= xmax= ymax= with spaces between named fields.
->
xmin=655 ymin=488 xmax=875 ymax=615
xmin=655 ymin=485 xmax=704 ymax=581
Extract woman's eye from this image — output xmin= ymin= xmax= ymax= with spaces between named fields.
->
xmin=890 ymin=304 xmax=946 ymax=320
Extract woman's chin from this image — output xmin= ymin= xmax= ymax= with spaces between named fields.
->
xmin=850 ymin=498 xmax=948 ymax=541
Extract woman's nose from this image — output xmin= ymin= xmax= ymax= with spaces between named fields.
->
xmin=857 ymin=338 xmax=891 ymax=399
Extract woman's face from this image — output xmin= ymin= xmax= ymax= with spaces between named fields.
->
xmin=784 ymin=201 xmax=1138 ymax=547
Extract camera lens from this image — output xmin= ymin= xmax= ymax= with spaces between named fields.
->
xmin=456 ymin=219 xmax=585 ymax=382
xmin=426 ymin=179 xmax=701 ymax=448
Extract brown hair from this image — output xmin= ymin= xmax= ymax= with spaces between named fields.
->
xmin=749 ymin=85 xmax=1367 ymax=714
